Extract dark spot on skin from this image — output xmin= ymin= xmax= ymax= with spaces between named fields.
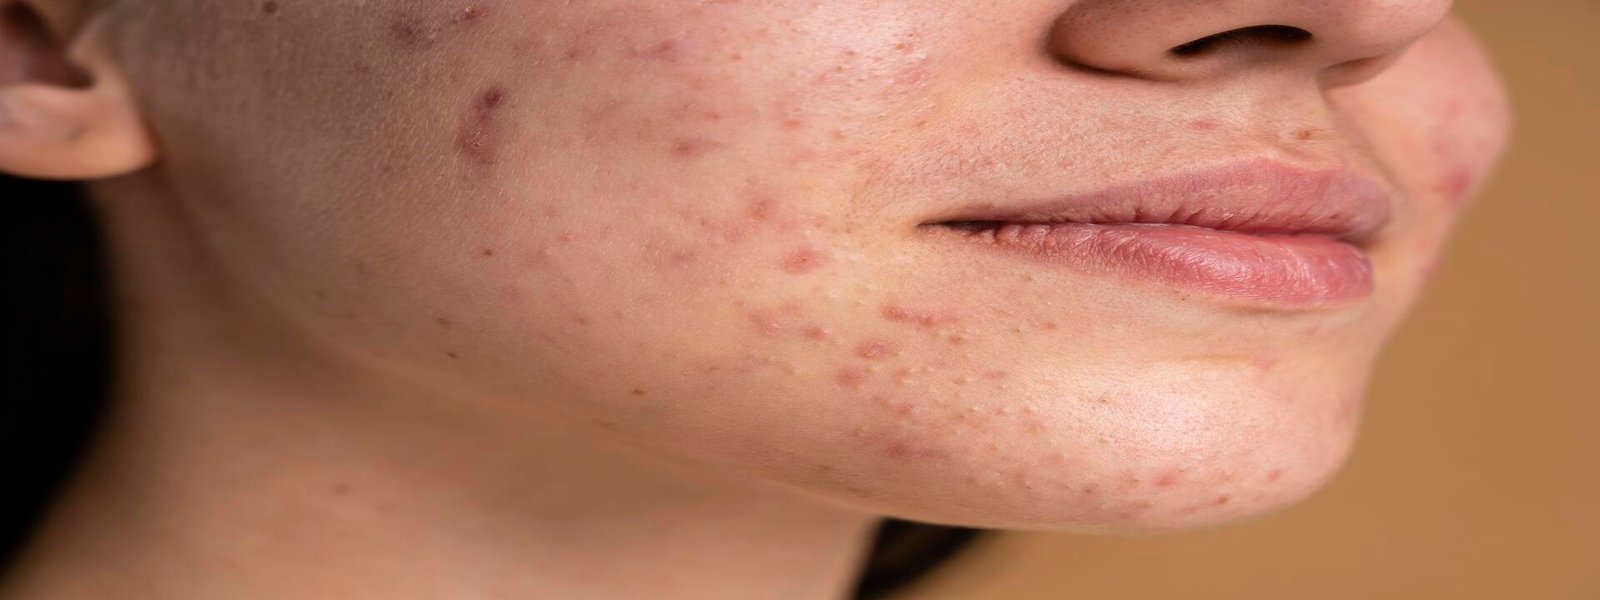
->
xmin=331 ymin=483 xmax=350 ymax=495
xmin=1214 ymin=494 xmax=1232 ymax=506
xmin=1293 ymin=128 xmax=1315 ymax=140
xmin=446 ymin=352 xmax=460 ymax=359
xmin=778 ymin=245 xmax=830 ymax=274
xmin=480 ymin=247 xmax=496 ymax=257
xmin=855 ymin=341 xmax=896 ymax=361
xmin=630 ymin=388 xmax=646 ymax=396
xmin=261 ymin=0 xmax=280 ymax=14
xmin=457 ymin=87 xmax=507 ymax=171
xmin=434 ymin=316 xmax=454 ymax=329
xmin=1080 ymin=483 xmax=1100 ymax=495
xmin=575 ymin=316 xmax=590 ymax=326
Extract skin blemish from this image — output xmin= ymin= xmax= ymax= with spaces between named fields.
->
xmin=802 ymin=325 xmax=832 ymax=341
xmin=1437 ymin=165 xmax=1474 ymax=208
xmin=1265 ymin=468 xmax=1285 ymax=483
xmin=778 ymin=245 xmax=830 ymax=274
xmin=1188 ymin=118 xmax=1220 ymax=131
xmin=639 ymin=39 xmax=687 ymax=62
xmin=1214 ymin=494 xmax=1232 ymax=506
xmin=1154 ymin=469 xmax=1183 ymax=488
xmin=630 ymin=388 xmax=646 ymax=397
xmin=744 ymin=303 xmax=806 ymax=337
xmin=446 ymin=351 xmax=461 ymax=359
xmin=390 ymin=20 xmax=436 ymax=48
xmin=855 ymin=341 xmax=895 ymax=361
xmin=457 ymin=87 xmax=507 ymax=171
xmin=746 ymin=196 xmax=778 ymax=222
xmin=434 ymin=316 xmax=454 ymax=329
xmin=261 ymin=0 xmax=280 ymax=14
xmin=881 ymin=303 xmax=960 ymax=329
xmin=331 ymin=483 xmax=350 ymax=495
xmin=835 ymin=367 xmax=870 ymax=389
xmin=453 ymin=4 xmax=485 ymax=24
xmin=479 ymin=247 xmax=496 ymax=257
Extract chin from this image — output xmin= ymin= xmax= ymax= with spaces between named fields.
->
xmin=796 ymin=358 xmax=1370 ymax=533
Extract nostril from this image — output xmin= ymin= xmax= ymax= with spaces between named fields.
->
xmin=1169 ymin=25 xmax=1312 ymax=58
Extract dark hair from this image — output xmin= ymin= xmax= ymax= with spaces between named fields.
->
xmin=0 ymin=174 xmax=986 ymax=598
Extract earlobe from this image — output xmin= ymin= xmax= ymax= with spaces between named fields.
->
xmin=0 ymin=2 xmax=156 ymax=181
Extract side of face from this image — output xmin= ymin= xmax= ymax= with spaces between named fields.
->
xmin=92 ymin=0 xmax=1509 ymax=530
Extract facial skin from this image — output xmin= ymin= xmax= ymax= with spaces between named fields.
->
xmin=0 ymin=0 xmax=1509 ymax=596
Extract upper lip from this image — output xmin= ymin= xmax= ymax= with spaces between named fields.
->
xmin=923 ymin=158 xmax=1393 ymax=244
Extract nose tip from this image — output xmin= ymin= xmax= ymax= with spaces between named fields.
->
xmin=1048 ymin=0 xmax=1454 ymax=85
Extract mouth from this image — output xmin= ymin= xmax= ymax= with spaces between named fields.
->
xmin=919 ymin=159 xmax=1393 ymax=308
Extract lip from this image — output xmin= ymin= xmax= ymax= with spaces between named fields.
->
xmin=920 ymin=159 xmax=1393 ymax=307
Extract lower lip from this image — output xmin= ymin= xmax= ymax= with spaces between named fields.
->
xmin=934 ymin=223 xmax=1374 ymax=307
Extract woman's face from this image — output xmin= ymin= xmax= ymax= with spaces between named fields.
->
xmin=102 ymin=0 xmax=1508 ymax=529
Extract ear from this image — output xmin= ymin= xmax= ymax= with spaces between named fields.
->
xmin=0 ymin=1 xmax=155 ymax=180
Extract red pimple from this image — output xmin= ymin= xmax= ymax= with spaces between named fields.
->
xmin=802 ymin=325 xmax=832 ymax=341
xmin=1188 ymin=118 xmax=1221 ymax=131
xmin=855 ymin=341 xmax=895 ymax=361
xmin=778 ymin=245 xmax=830 ymax=274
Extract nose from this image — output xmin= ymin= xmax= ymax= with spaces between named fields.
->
xmin=1047 ymin=0 xmax=1453 ymax=86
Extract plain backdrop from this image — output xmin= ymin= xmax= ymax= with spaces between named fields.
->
xmin=898 ymin=2 xmax=1600 ymax=599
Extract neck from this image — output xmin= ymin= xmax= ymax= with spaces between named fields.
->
xmin=2 ymin=184 xmax=878 ymax=600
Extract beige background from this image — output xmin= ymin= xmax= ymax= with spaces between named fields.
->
xmin=900 ymin=3 xmax=1600 ymax=599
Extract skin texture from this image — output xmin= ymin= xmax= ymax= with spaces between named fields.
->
xmin=0 ymin=0 xmax=1510 ymax=598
